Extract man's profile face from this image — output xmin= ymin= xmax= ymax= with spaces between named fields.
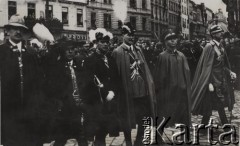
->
xmin=213 ymin=32 xmax=223 ymax=41
xmin=7 ymin=26 xmax=25 ymax=43
xmin=123 ymin=33 xmax=134 ymax=46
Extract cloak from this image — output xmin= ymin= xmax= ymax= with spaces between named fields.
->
xmin=154 ymin=50 xmax=191 ymax=126
xmin=112 ymin=44 xmax=157 ymax=130
xmin=191 ymin=42 xmax=235 ymax=115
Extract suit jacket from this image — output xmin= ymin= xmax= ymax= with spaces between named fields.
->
xmin=0 ymin=40 xmax=44 ymax=146
xmin=88 ymin=52 xmax=118 ymax=100
xmin=0 ymin=40 xmax=43 ymax=118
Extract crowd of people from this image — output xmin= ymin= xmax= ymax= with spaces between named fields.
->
xmin=0 ymin=14 xmax=239 ymax=146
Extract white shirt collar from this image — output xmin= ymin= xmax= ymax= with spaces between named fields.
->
xmin=123 ymin=43 xmax=134 ymax=52
xmin=9 ymin=39 xmax=22 ymax=52
xmin=123 ymin=43 xmax=131 ymax=49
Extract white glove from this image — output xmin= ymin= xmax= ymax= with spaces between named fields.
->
xmin=106 ymin=91 xmax=115 ymax=101
xmin=230 ymin=71 xmax=237 ymax=80
xmin=209 ymin=83 xmax=214 ymax=92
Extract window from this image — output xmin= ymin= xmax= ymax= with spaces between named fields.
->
xmin=118 ymin=20 xmax=123 ymax=29
xmin=8 ymin=1 xmax=16 ymax=19
xmin=91 ymin=12 xmax=96 ymax=28
xmin=62 ymin=7 xmax=68 ymax=25
xmin=155 ymin=23 xmax=158 ymax=33
xmin=77 ymin=9 xmax=83 ymax=27
xmin=28 ymin=3 xmax=35 ymax=18
xmin=151 ymin=4 xmax=154 ymax=18
xmin=142 ymin=0 xmax=146 ymax=9
xmin=142 ymin=18 xmax=146 ymax=31
xmin=130 ymin=0 xmax=136 ymax=8
xmin=130 ymin=16 xmax=136 ymax=29
xmin=151 ymin=22 xmax=154 ymax=31
xmin=104 ymin=0 xmax=111 ymax=4
xmin=155 ymin=6 xmax=158 ymax=20
xmin=48 ymin=5 xmax=53 ymax=18
xmin=104 ymin=14 xmax=111 ymax=29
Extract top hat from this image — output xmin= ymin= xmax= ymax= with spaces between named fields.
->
xmin=4 ymin=14 xmax=28 ymax=30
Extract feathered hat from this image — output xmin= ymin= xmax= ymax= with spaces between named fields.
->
xmin=121 ymin=22 xmax=135 ymax=35
xmin=89 ymin=28 xmax=113 ymax=43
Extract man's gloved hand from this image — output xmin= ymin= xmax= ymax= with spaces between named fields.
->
xmin=230 ymin=71 xmax=237 ymax=80
xmin=106 ymin=91 xmax=115 ymax=101
xmin=209 ymin=83 xmax=214 ymax=92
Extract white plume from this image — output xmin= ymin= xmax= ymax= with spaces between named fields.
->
xmin=89 ymin=29 xmax=96 ymax=42
xmin=95 ymin=28 xmax=107 ymax=36
xmin=0 ymin=32 xmax=4 ymax=41
xmin=106 ymin=31 xmax=113 ymax=39
xmin=113 ymin=0 xmax=127 ymax=23
xmin=33 ymin=23 xmax=54 ymax=43
xmin=89 ymin=28 xmax=108 ymax=42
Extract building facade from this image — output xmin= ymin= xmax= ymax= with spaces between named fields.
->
xmin=181 ymin=0 xmax=189 ymax=39
xmin=168 ymin=0 xmax=181 ymax=31
xmin=189 ymin=1 xmax=209 ymax=40
xmin=150 ymin=0 xmax=168 ymax=41
xmin=87 ymin=0 xmax=152 ymax=41
xmin=0 ymin=0 xmax=88 ymax=41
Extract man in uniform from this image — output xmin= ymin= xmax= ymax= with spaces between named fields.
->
xmin=88 ymin=29 xmax=120 ymax=146
xmin=0 ymin=14 xmax=43 ymax=146
xmin=154 ymin=29 xmax=191 ymax=128
xmin=191 ymin=25 xmax=236 ymax=126
xmin=112 ymin=22 xmax=156 ymax=146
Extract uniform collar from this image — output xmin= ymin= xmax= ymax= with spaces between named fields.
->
xmin=122 ymin=43 xmax=131 ymax=50
xmin=166 ymin=48 xmax=178 ymax=54
xmin=9 ymin=39 xmax=22 ymax=52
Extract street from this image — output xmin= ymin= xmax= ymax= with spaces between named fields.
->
xmin=106 ymin=90 xmax=240 ymax=146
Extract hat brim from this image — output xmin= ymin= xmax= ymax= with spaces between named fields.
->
xmin=165 ymin=34 xmax=178 ymax=40
xmin=210 ymin=30 xmax=224 ymax=35
xmin=4 ymin=23 xmax=29 ymax=30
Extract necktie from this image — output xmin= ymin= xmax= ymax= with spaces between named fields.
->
xmin=103 ymin=55 xmax=109 ymax=68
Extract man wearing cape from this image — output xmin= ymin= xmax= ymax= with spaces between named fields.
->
xmin=112 ymin=22 xmax=156 ymax=146
xmin=154 ymin=29 xmax=191 ymax=127
xmin=191 ymin=25 xmax=236 ymax=125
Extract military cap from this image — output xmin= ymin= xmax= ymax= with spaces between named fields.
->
xmin=210 ymin=25 xmax=224 ymax=35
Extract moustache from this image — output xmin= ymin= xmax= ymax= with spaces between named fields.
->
xmin=15 ymin=33 xmax=22 ymax=38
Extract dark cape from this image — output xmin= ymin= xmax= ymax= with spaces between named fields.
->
xmin=112 ymin=44 xmax=157 ymax=130
xmin=191 ymin=42 xmax=235 ymax=115
xmin=154 ymin=50 xmax=191 ymax=126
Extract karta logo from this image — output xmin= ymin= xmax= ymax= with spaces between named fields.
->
xmin=142 ymin=117 xmax=239 ymax=145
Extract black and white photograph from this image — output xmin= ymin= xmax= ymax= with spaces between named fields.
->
xmin=0 ymin=0 xmax=240 ymax=145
